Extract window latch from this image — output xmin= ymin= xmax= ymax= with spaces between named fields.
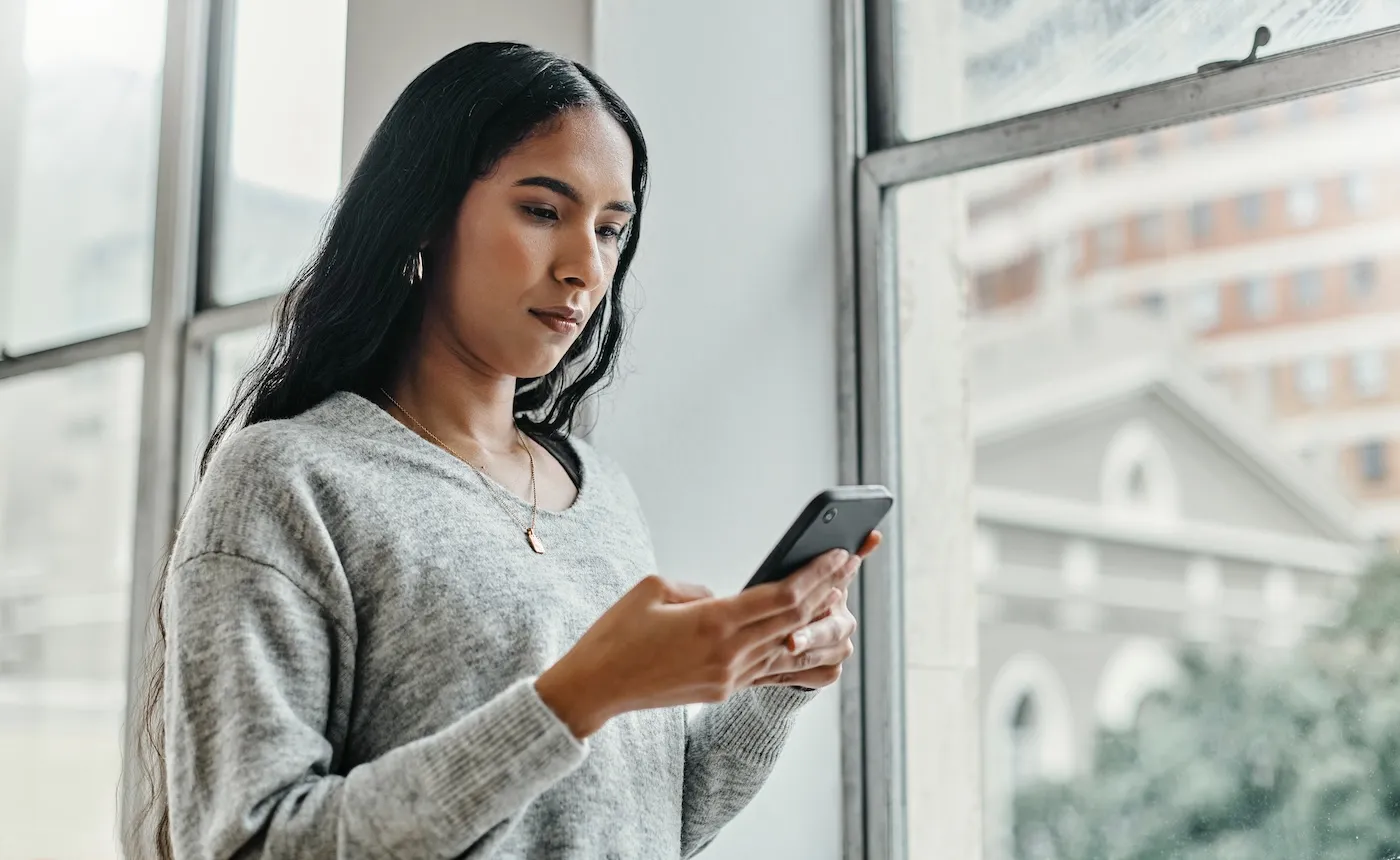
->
xmin=1198 ymin=26 xmax=1271 ymax=74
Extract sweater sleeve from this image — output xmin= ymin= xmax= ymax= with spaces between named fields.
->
xmin=164 ymin=551 xmax=588 ymax=860
xmin=678 ymin=685 xmax=818 ymax=857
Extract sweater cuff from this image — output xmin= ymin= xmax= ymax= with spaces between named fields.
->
xmin=420 ymin=677 xmax=588 ymax=846
xmin=707 ymin=685 xmax=818 ymax=765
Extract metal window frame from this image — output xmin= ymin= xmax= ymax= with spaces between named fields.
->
xmin=842 ymin=12 xmax=1400 ymax=860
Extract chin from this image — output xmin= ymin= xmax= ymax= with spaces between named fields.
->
xmin=514 ymin=350 xmax=571 ymax=381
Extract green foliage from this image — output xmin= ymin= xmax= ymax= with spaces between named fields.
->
xmin=1012 ymin=556 xmax=1400 ymax=860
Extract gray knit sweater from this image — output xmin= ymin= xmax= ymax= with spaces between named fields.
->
xmin=163 ymin=391 xmax=815 ymax=859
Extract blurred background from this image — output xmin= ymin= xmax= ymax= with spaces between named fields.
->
xmin=8 ymin=1 xmax=1400 ymax=859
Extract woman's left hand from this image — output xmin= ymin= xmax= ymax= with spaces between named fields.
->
xmin=751 ymin=530 xmax=882 ymax=690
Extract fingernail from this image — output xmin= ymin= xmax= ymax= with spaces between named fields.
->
xmin=792 ymin=630 xmax=811 ymax=653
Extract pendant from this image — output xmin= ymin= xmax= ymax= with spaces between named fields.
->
xmin=526 ymin=527 xmax=545 ymax=554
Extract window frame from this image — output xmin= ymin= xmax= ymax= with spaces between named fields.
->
xmin=843 ymin=8 xmax=1400 ymax=860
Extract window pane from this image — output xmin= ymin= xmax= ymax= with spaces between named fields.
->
xmin=0 ymin=0 xmax=167 ymax=354
xmin=0 ymin=354 xmax=142 ymax=860
xmin=895 ymin=78 xmax=1400 ymax=859
xmin=210 ymin=0 xmax=347 ymax=305
xmin=897 ymin=1 xmax=1400 ymax=139
xmin=211 ymin=327 xmax=268 ymax=423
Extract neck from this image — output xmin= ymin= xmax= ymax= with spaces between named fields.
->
xmin=385 ymin=339 xmax=521 ymax=457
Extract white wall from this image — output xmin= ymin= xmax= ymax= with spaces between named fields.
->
xmin=342 ymin=3 xmax=844 ymax=857
xmin=342 ymin=0 xmax=592 ymax=175
xmin=589 ymin=2 xmax=843 ymax=858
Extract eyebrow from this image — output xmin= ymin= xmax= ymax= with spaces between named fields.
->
xmin=514 ymin=176 xmax=636 ymax=216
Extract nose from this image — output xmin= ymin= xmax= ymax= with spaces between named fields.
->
xmin=552 ymin=226 xmax=608 ymax=292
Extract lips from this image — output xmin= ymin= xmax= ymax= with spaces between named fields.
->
xmin=530 ymin=307 xmax=583 ymax=334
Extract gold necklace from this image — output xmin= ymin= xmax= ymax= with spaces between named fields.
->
xmin=379 ymin=388 xmax=545 ymax=554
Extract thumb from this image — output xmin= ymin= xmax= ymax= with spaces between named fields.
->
xmin=658 ymin=578 xmax=714 ymax=604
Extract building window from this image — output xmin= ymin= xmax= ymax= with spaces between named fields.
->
xmin=1096 ymin=223 xmax=1125 ymax=264
xmin=1296 ymin=357 xmax=1332 ymax=404
xmin=1353 ymin=350 xmax=1388 ymax=398
xmin=1338 ymin=86 xmax=1365 ymax=114
xmin=1136 ymin=212 xmax=1165 ymax=249
xmin=1187 ymin=283 xmax=1221 ymax=332
xmin=1236 ymin=192 xmax=1265 ymax=231
xmin=1234 ymin=110 xmax=1262 ymax=136
xmin=1136 ymin=132 xmax=1160 ymax=159
xmin=1293 ymin=269 xmax=1325 ymax=310
xmin=1344 ymin=173 xmax=1374 ymax=214
xmin=1349 ymin=259 xmax=1378 ymax=299
xmin=1243 ymin=276 xmax=1275 ymax=320
xmin=1359 ymin=440 xmax=1388 ymax=484
xmin=1189 ymin=202 xmax=1214 ymax=243
xmin=1287 ymin=183 xmax=1321 ymax=226
xmin=1009 ymin=693 xmax=1041 ymax=789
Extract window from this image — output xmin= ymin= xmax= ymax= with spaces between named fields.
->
xmin=1095 ymin=223 xmax=1125 ymax=264
xmin=1344 ymin=173 xmax=1374 ymax=213
xmin=889 ymin=34 xmax=1400 ymax=860
xmin=1353 ymin=351 xmax=1388 ymax=398
xmin=0 ymin=0 xmax=166 ymax=355
xmin=1287 ymin=183 xmax=1321 ymax=226
xmin=896 ymin=2 xmax=1400 ymax=138
xmin=1189 ymin=202 xmax=1214 ymax=243
xmin=1093 ymin=144 xmax=1116 ymax=171
xmin=1236 ymin=192 xmax=1265 ymax=230
xmin=1295 ymin=357 xmax=1332 ymax=404
xmin=1243 ymin=276 xmax=1276 ymax=320
xmin=1359 ymin=440 xmax=1388 ymax=483
xmin=1187 ymin=283 xmax=1221 ymax=332
xmin=1136 ymin=212 xmax=1165 ymax=249
xmin=1349 ymin=259 xmax=1378 ymax=299
xmin=1293 ymin=269 xmax=1325 ymax=310
xmin=1136 ymin=133 xmax=1160 ymax=160
xmin=0 ymin=356 xmax=143 ymax=860
xmin=1338 ymin=86 xmax=1366 ymax=114
xmin=1183 ymin=121 xmax=1211 ymax=147
xmin=1009 ymin=694 xmax=1040 ymax=788
xmin=210 ymin=0 xmax=349 ymax=305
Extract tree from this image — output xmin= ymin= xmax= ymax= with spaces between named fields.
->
xmin=1013 ymin=556 xmax=1400 ymax=860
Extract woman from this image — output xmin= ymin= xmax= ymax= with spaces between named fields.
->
xmin=131 ymin=42 xmax=878 ymax=859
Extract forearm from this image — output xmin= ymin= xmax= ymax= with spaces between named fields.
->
xmin=679 ymin=686 xmax=817 ymax=857
xmin=166 ymin=554 xmax=589 ymax=859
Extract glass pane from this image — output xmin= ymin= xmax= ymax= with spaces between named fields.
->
xmin=898 ymin=0 xmax=1400 ymax=140
xmin=895 ymin=80 xmax=1400 ymax=858
xmin=0 ymin=354 xmax=142 ymax=860
xmin=0 ymin=0 xmax=167 ymax=354
xmin=211 ymin=326 xmax=267 ymax=423
xmin=210 ymin=0 xmax=347 ymax=305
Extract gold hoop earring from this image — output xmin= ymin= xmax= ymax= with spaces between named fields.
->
xmin=405 ymin=249 xmax=424 ymax=285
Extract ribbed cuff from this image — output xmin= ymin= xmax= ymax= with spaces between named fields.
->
xmin=709 ymin=685 xmax=818 ymax=766
xmin=419 ymin=677 xmax=589 ymax=849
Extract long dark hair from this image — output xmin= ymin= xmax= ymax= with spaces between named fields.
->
xmin=124 ymin=42 xmax=648 ymax=859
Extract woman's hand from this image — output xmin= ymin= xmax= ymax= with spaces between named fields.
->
xmin=536 ymin=547 xmax=859 ymax=739
xmin=752 ymin=530 xmax=882 ymax=690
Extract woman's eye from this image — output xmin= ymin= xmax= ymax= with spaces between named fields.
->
xmin=597 ymin=225 xmax=624 ymax=242
xmin=525 ymin=206 xmax=558 ymax=221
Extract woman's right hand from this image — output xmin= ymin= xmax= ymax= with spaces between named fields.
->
xmin=535 ymin=549 xmax=860 ymax=739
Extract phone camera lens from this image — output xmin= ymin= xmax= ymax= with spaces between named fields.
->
xmin=822 ymin=509 xmax=837 ymax=523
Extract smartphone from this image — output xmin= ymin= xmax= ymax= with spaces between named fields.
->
xmin=742 ymin=485 xmax=894 ymax=590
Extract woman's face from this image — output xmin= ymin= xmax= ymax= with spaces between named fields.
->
xmin=425 ymin=106 xmax=636 ymax=382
